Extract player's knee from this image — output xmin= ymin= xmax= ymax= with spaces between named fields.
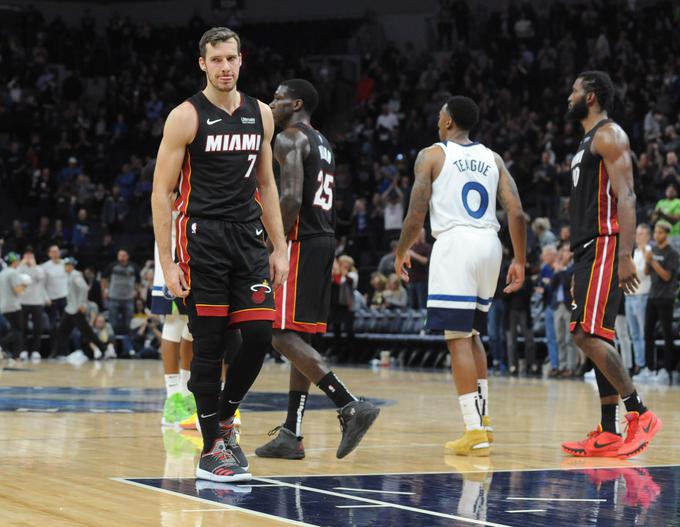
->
xmin=572 ymin=327 xmax=588 ymax=349
xmin=188 ymin=355 xmax=221 ymax=395
xmin=223 ymin=329 xmax=242 ymax=365
xmin=239 ymin=320 xmax=272 ymax=356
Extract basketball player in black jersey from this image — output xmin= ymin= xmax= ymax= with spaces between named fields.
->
xmin=152 ymin=27 xmax=288 ymax=482
xmin=561 ymin=71 xmax=661 ymax=459
xmin=254 ymin=79 xmax=379 ymax=460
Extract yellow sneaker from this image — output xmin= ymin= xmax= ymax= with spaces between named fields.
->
xmin=483 ymin=416 xmax=493 ymax=443
xmin=445 ymin=429 xmax=490 ymax=457
xmin=179 ymin=412 xmax=197 ymax=431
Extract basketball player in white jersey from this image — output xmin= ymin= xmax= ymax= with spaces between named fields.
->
xmin=395 ymin=96 xmax=527 ymax=456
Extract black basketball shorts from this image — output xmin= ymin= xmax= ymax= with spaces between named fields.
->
xmin=176 ymin=214 xmax=275 ymax=326
xmin=570 ymin=234 xmax=621 ymax=342
xmin=274 ymin=235 xmax=334 ymax=334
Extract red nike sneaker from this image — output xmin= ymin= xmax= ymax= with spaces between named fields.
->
xmin=617 ymin=411 xmax=662 ymax=459
xmin=561 ymin=425 xmax=624 ymax=457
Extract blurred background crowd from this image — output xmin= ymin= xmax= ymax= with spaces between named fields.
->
xmin=0 ymin=0 xmax=678 ymax=380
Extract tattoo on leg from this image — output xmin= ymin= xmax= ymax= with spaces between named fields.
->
xmin=604 ymin=348 xmax=634 ymax=395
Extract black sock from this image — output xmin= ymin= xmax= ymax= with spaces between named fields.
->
xmin=600 ymin=404 xmax=620 ymax=435
xmin=317 ymin=371 xmax=356 ymax=408
xmin=622 ymin=390 xmax=647 ymax=415
xmin=194 ymin=391 xmax=221 ymax=453
xmin=283 ymin=391 xmax=308 ymax=438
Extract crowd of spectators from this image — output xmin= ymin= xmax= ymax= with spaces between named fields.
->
xmin=0 ymin=2 xmax=678 ymax=373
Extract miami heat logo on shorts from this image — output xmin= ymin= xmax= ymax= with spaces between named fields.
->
xmin=250 ymin=280 xmax=272 ymax=305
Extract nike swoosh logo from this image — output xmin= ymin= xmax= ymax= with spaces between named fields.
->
xmin=200 ymin=412 xmax=217 ymax=418
xmin=583 ymin=239 xmax=595 ymax=249
xmin=207 ymin=118 xmax=222 ymax=125
xmin=255 ymin=228 xmax=263 ymax=235
xmin=642 ymin=418 xmax=655 ymax=433
xmin=593 ymin=440 xmax=619 ymax=449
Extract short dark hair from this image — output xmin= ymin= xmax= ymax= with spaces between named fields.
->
xmin=281 ymin=79 xmax=319 ymax=115
xmin=578 ymin=70 xmax=615 ymax=111
xmin=199 ymin=27 xmax=241 ymax=58
xmin=445 ymin=96 xmax=479 ymax=131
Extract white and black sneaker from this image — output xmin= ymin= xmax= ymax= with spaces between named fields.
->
xmin=196 ymin=440 xmax=251 ymax=483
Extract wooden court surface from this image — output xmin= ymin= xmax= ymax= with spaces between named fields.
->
xmin=1 ymin=359 xmax=678 ymax=526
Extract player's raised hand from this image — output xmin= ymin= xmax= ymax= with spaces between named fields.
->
xmin=269 ymin=248 xmax=289 ymax=290
xmin=395 ymin=251 xmax=411 ymax=283
xmin=503 ymin=260 xmax=525 ymax=293
xmin=164 ymin=263 xmax=190 ymax=298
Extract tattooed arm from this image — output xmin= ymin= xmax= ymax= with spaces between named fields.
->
xmin=273 ymin=127 xmax=309 ymax=237
xmin=395 ymin=146 xmax=440 ymax=282
xmin=494 ymin=152 xmax=527 ymax=293
xmin=594 ymin=122 xmax=640 ymax=294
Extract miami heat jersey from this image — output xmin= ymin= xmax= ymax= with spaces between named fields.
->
xmin=569 ymin=119 xmax=620 ymax=249
xmin=175 ymin=91 xmax=264 ymax=221
xmin=287 ymin=122 xmax=336 ymax=240
xmin=429 ymin=141 xmax=500 ymax=238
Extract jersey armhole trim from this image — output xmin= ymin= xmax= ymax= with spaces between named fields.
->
xmin=184 ymin=98 xmax=200 ymax=146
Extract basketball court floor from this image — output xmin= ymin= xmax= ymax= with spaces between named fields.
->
xmin=1 ymin=359 xmax=678 ymax=526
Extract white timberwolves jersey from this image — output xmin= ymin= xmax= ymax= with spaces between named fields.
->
xmin=429 ymin=141 xmax=500 ymax=238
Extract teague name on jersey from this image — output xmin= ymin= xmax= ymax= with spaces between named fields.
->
xmin=204 ymin=133 xmax=262 ymax=153
xmin=451 ymin=157 xmax=492 ymax=176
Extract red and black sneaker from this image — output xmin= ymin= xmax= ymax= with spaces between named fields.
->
xmin=561 ymin=425 xmax=623 ymax=457
xmin=617 ymin=411 xmax=662 ymax=459
xmin=196 ymin=440 xmax=252 ymax=483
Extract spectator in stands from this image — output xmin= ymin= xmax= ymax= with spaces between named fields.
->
xmin=643 ymin=220 xmax=679 ymax=385
xmin=329 ymin=255 xmax=357 ymax=358
xmin=628 ymin=224 xmax=652 ymax=376
xmin=378 ymin=240 xmax=399 ymax=276
xmin=531 ymin=217 xmax=557 ymax=248
xmin=0 ymin=253 xmax=30 ymax=359
xmin=406 ymin=228 xmax=431 ymax=309
xmin=90 ymin=314 xmax=115 ymax=359
xmin=383 ymin=274 xmax=408 ymax=309
xmin=652 ymin=184 xmax=680 ymax=253
xmin=18 ymin=249 xmax=48 ymax=361
xmin=369 ymin=272 xmax=388 ymax=309
xmin=488 ymin=255 xmax=509 ymax=375
xmin=551 ymin=242 xmax=580 ymax=377
xmin=50 ymin=257 xmax=112 ymax=360
xmin=101 ymin=249 xmax=139 ymax=336
xmin=41 ymin=244 xmax=68 ymax=335
xmin=505 ymin=264 xmax=537 ymax=376
xmin=532 ymin=151 xmax=558 ymax=218
xmin=130 ymin=298 xmax=162 ymax=356
xmin=538 ymin=245 xmax=560 ymax=377
xmin=381 ymin=179 xmax=404 ymax=247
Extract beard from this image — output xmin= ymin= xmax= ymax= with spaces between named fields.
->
xmin=567 ymin=97 xmax=588 ymax=120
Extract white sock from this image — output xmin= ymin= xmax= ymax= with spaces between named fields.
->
xmin=477 ymin=379 xmax=489 ymax=419
xmin=458 ymin=392 xmax=483 ymax=431
xmin=164 ymin=374 xmax=180 ymax=397
xmin=179 ymin=368 xmax=191 ymax=396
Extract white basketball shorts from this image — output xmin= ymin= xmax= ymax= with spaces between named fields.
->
xmin=426 ymin=226 xmax=502 ymax=335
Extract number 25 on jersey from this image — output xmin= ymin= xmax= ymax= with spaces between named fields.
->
xmin=314 ymin=170 xmax=334 ymax=211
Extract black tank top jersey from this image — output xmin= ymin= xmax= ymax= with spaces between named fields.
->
xmin=287 ymin=122 xmax=336 ymax=240
xmin=175 ymin=91 xmax=264 ymax=222
xmin=569 ymin=119 xmax=620 ymax=249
